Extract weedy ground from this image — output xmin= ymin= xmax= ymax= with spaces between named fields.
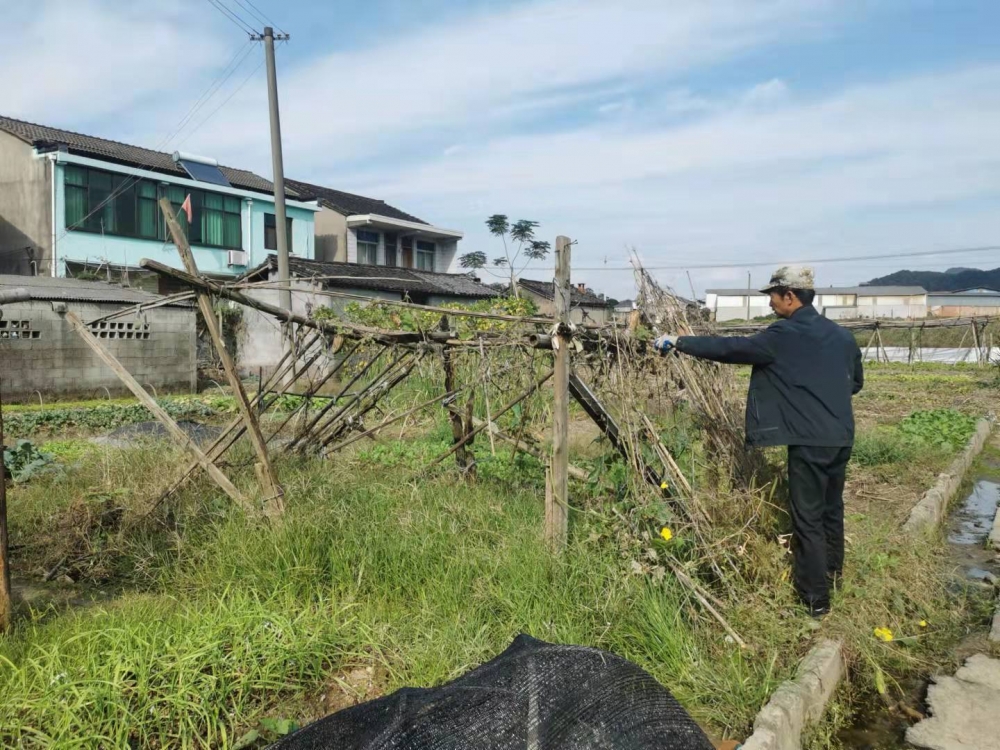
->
xmin=0 ymin=361 xmax=996 ymax=748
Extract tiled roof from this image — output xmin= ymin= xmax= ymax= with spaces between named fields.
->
xmin=0 ymin=114 xmax=290 ymax=197
xmin=518 ymin=278 xmax=607 ymax=307
xmin=252 ymin=256 xmax=495 ymax=299
xmin=284 ymin=179 xmax=427 ymax=224
xmin=0 ymin=274 xmax=182 ymax=306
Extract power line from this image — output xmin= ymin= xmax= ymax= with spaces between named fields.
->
xmin=512 ymin=244 xmax=1000 ymax=273
xmin=55 ymin=41 xmax=260 ymax=243
xmin=240 ymin=0 xmax=286 ymax=34
xmin=228 ymin=0 xmax=270 ymax=30
xmin=204 ymin=0 xmax=255 ymax=35
xmin=172 ymin=42 xmax=257 ymax=143
xmin=177 ymin=51 xmax=266 ymax=148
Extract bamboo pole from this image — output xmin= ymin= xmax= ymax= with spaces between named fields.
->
xmin=148 ymin=334 xmax=322 ymax=511
xmin=317 ymin=353 xmax=423 ymax=449
xmin=264 ymin=340 xmax=361 ymax=443
xmin=65 ymin=312 xmax=253 ymax=512
xmin=430 ymin=369 xmax=554 ymax=467
xmin=160 ymin=198 xmax=284 ymax=517
xmin=286 ymin=345 xmax=388 ymax=452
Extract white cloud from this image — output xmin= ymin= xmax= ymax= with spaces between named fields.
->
xmin=357 ymin=66 xmax=1000 ymax=297
xmin=0 ymin=0 xmax=229 ymax=125
xmin=742 ymin=78 xmax=790 ymax=106
xmin=185 ymin=0 xmax=836 ymax=166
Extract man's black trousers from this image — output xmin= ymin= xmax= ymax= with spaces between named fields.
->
xmin=786 ymin=445 xmax=852 ymax=608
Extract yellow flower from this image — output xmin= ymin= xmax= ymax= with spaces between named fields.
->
xmin=919 ymin=620 xmax=928 ymax=628
xmin=659 ymin=527 xmax=673 ymax=542
xmin=874 ymin=627 xmax=894 ymax=642
xmin=660 ymin=481 xmax=669 ymax=490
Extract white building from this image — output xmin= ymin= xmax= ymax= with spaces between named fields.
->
xmin=705 ymin=286 xmax=928 ymax=322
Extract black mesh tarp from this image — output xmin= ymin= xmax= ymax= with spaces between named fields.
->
xmin=272 ymin=634 xmax=714 ymax=750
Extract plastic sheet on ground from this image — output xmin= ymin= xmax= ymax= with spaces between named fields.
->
xmin=272 ymin=634 xmax=715 ymax=750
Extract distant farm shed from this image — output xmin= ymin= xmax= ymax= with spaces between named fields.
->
xmin=0 ymin=275 xmax=195 ymax=401
xmin=928 ymin=288 xmax=1000 ymax=318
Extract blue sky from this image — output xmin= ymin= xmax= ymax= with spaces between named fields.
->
xmin=3 ymin=0 xmax=1000 ymax=298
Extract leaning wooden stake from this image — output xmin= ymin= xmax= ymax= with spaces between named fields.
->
xmin=971 ymin=320 xmax=982 ymax=365
xmin=863 ymin=329 xmax=877 ymax=362
xmin=875 ymin=326 xmax=889 ymax=363
xmin=548 ymin=235 xmax=572 ymax=550
xmin=159 ymin=198 xmax=284 ymax=518
xmin=65 ymin=312 xmax=253 ymax=513
xmin=0 ymin=379 xmax=11 ymax=632
xmin=430 ymin=369 xmax=554 ymax=467
xmin=149 ymin=332 xmax=321 ymax=511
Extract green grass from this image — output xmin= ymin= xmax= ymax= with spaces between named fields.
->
xmin=0 ymin=369 xmax=993 ymax=748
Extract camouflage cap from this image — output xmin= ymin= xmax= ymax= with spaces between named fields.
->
xmin=760 ymin=265 xmax=814 ymax=293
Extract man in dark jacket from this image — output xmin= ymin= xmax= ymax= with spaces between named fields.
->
xmin=655 ymin=267 xmax=864 ymax=616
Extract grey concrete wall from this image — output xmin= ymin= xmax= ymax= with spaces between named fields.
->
xmin=0 ymin=300 xmax=196 ymax=401
xmin=314 ymin=206 xmax=347 ymax=262
xmin=0 ymin=133 xmax=51 ymax=276
xmin=238 ymin=279 xmax=400 ymax=377
xmin=715 ymin=304 xmax=772 ymax=322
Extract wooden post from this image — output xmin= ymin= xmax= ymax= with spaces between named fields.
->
xmin=65 ymin=312 xmax=253 ymax=512
xmin=876 ymin=326 xmax=889 ymax=363
xmin=863 ymin=329 xmax=877 ymax=362
xmin=160 ymin=198 xmax=284 ymax=518
xmin=440 ymin=316 xmax=473 ymax=477
xmin=971 ymin=320 xmax=982 ymax=365
xmin=548 ymin=235 xmax=572 ymax=549
xmin=0 ymin=379 xmax=11 ymax=632
xmin=908 ymin=326 xmax=915 ymax=366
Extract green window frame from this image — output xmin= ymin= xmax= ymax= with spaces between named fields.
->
xmin=64 ymin=165 xmax=243 ymax=249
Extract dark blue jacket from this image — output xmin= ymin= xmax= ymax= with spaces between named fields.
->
xmin=676 ymin=306 xmax=863 ymax=447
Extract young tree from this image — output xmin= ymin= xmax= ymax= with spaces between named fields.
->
xmin=458 ymin=215 xmax=551 ymax=297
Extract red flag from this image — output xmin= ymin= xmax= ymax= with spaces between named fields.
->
xmin=180 ymin=194 xmax=193 ymax=224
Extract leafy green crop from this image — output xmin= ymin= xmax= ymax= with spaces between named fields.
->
xmin=898 ymin=409 xmax=978 ymax=451
xmin=3 ymin=439 xmax=54 ymax=482
xmin=4 ymin=399 xmax=216 ymax=437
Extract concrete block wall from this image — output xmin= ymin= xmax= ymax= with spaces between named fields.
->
xmin=0 ymin=300 xmax=196 ymax=401
xmin=238 ymin=277 xmax=396 ymax=378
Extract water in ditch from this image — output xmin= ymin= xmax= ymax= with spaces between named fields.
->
xmin=838 ymin=477 xmax=1000 ymax=749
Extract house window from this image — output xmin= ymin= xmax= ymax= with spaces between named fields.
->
xmin=64 ymin=165 xmax=241 ymax=248
xmin=357 ymin=230 xmax=379 ymax=265
xmin=416 ymin=240 xmax=435 ymax=271
xmin=383 ymin=233 xmax=398 ymax=267
xmin=264 ymin=213 xmax=293 ymax=251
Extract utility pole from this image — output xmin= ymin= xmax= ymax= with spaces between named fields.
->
xmin=746 ymin=271 xmax=752 ymax=322
xmin=0 ymin=379 xmax=11 ymax=632
xmin=258 ymin=26 xmax=292 ymax=313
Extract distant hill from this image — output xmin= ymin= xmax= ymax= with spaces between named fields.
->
xmin=863 ymin=267 xmax=1000 ymax=292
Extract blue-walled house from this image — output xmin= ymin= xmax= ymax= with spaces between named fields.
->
xmin=0 ymin=115 xmax=319 ymax=292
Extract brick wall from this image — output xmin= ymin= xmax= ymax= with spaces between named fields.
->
xmin=0 ymin=300 xmax=196 ymax=401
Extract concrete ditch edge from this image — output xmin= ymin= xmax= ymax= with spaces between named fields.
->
xmin=740 ymin=639 xmax=844 ymax=750
xmin=902 ymin=418 xmax=993 ymax=536
xmin=992 ymin=595 xmax=1000 ymax=644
